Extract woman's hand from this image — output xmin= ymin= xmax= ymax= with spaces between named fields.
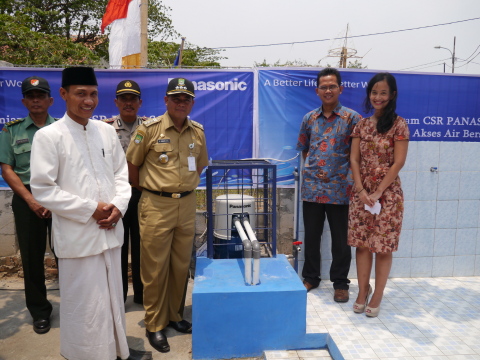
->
xmin=358 ymin=189 xmax=374 ymax=207
xmin=369 ymin=190 xmax=382 ymax=204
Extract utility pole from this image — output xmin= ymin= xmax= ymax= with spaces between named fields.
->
xmin=327 ymin=24 xmax=361 ymax=68
xmin=434 ymin=36 xmax=455 ymax=74
xmin=452 ymin=36 xmax=456 ymax=73
xmin=140 ymin=0 xmax=148 ymax=68
xmin=178 ymin=37 xmax=186 ymax=67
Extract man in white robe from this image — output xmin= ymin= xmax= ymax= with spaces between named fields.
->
xmin=30 ymin=67 xmax=151 ymax=360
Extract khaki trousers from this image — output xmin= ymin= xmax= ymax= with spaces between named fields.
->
xmin=139 ymin=191 xmax=195 ymax=332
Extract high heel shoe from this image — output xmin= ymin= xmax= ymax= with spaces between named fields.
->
xmin=353 ymin=285 xmax=372 ymax=313
xmin=365 ymin=304 xmax=381 ymax=317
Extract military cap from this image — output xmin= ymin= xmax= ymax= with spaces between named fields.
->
xmin=166 ymin=78 xmax=195 ymax=98
xmin=116 ymin=80 xmax=141 ymax=97
xmin=21 ymin=76 xmax=50 ymax=94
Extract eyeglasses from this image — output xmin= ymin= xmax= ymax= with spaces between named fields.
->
xmin=318 ymin=85 xmax=339 ymax=92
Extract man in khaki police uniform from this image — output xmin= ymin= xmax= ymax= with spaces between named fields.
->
xmin=126 ymin=78 xmax=208 ymax=353
xmin=0 ymin=76 xmax=55 ymax=334
xmin=105 ymin=80 xmax=145 ymax=304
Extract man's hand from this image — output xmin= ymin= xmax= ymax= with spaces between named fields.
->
xmin=96 ymin=203 xmax=122 ymax=230
xmin=92 ymin=202 xmax=112 ymax=221
xmin=27 ymin=199 xmax=51 ymax=219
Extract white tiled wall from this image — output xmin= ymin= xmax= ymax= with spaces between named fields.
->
xmin=297 ymin=141 xmax=480 ymax=278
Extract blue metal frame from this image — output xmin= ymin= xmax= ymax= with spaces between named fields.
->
xmin=205 ymin=160 xmax=277 ymax=259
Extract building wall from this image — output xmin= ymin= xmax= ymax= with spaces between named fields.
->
xmin=2 ymin=141 xmax=480 ymax=278
xmin=0 ymin=190 xmax=16 ymax=256
xmin=297 ymin=141 xmax=480 ymax=278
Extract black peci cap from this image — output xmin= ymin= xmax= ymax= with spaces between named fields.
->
xmin=21 ymin=76 xmax=50 ymax=94
xmin=166 ymin=78 xmax=195 ymax=98
xmin=116 ymin=80 xmax=141 ymax=97
xmin=62 ymin=67 xmax=98 ymax=87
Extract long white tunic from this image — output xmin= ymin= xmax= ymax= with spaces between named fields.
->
xmin=30 ymin=114 xmax=131 ymax=360
xmin=30 ymin=113 xmax=131 ymax=258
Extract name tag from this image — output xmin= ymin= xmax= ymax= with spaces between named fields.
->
xmin=188 ymin=156 xmax=196 ymax=171
xmin=16 ymin=138 xmax=29 ymax=145
xmin=158 ymin=139 xmax=170 ymax=143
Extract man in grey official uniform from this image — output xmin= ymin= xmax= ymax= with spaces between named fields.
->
xmin=104 ymin=80 xmax=145 ymax=304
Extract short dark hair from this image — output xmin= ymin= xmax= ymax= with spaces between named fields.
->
xmin=316 ymin=68 xmax=342 ymax=86
xmin=363 ymin=72 xmax=398 ymax=134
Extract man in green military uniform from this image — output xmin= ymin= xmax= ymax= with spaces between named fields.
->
xmin=0 ymin=76 xmax=56 ymax=334
xmin=126 ymin=78 xmax=208 ymax=353
xmin=104 ymin=79 xmax=146 ymax=305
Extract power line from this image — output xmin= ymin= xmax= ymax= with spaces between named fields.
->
xmin=463 ymin=44 xmax=480 ymax=62
xmin=399 ymin=57 xmax=451 ymax=71
xmin=212 ymin=17 xmax=480 ymax=50
xmin=456 ymin=53 xmax=480 ymax=68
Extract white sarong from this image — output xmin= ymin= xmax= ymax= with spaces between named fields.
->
xmin=58 ymin=247 xmax=129 ymax=360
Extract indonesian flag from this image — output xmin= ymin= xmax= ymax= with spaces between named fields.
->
xmin=101 ymin=0 xmax=141 ymax=68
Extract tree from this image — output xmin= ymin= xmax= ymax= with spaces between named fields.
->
xmin=148 ymin=41 xmax=224 ymax=67
xmin=0 ymin=13 xmax=100 ymax=65
xmin=254 ymin=59 xmax=313 ymax=67
xmin=254 ymin=58 xmax=368 ymax=69
xmin=0 ymin=0 xmax=223 ymax=67
xmin=0 ymin=0 xmax=177 ymax=44
xmin=347 ymin=59 xmax=367 ymax=69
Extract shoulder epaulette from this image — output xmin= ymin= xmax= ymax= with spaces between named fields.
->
xmin=143 ymin=117 xmax=162 ymax=127
xmin=191 ymin=120 xmax=204 ymax=131
xmin=5 ymin=118 xmax=24 ymax=127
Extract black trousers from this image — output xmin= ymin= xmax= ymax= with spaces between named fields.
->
xmin=12 ymin=190 xmax=52 ymax=321
xmin=301 ymin=201 xmax=351 ymax=290
xmin=121 ymin=187 xmax=143 ymax=303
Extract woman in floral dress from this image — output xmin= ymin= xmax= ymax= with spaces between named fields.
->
xmin=348 ymin=73 xmax=409 ymax=317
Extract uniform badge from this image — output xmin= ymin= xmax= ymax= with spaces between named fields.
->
xmin=134 ymin=130 xmax=145 ymax=144
xmin=124 ymin=81 xmax=132 ymax=88
xmin=30 ymin=79 xmax=40 ymax=87
xmin=159 ymin=153 xmax=169 ymax=163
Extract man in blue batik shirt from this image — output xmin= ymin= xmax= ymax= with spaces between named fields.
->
xmin=296 ymin=68 xmax=362 ymax=302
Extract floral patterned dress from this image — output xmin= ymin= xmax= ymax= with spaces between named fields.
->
xmin=348 ymin=116 xmax=409 ymax=253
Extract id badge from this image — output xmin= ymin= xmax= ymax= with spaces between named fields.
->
xmin=188 ymin=156 xmax=196 ymax=171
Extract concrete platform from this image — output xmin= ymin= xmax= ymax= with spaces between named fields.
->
xmin=192 ymin=255 xmax=334 ymax=360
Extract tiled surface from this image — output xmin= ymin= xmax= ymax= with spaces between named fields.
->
xmin=264 ymin=277 xmax=480 ymax=360
xmin=296 ymin=141 xmax=480 ymax=280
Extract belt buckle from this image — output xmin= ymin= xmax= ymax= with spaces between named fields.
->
xmin=172 ymin=193 xmax=181 ymax=199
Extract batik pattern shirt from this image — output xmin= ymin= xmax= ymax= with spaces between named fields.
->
xmin=296 ymin=103 xmax=361 ymax=204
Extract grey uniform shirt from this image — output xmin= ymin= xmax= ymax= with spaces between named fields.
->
xmin=104 ymin=115 xmax=145 ymax=153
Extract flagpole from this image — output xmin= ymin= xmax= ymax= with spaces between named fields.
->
xmin=140 ymin=0 xmax=148 ymax=67
xmin=178 ymin=37 xmax=186 ymax=67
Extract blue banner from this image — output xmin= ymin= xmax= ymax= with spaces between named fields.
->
xmin=257 ymin=68 xmax=480 ymax=184
xmin=0 ymin=68 xmax=254 ymax=188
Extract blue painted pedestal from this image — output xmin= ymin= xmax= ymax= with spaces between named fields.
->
xmin=192 ymin=254 xmax=331 ymax=359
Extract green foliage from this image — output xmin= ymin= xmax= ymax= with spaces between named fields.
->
xmin=254 ymin=59 xmax=313 ymax=67
xmin=347 ymin=59 xmax=367 ymax=69
xmin=148 ymin=41 xmax=225 ymax=68
xmin=255 ymin=59 xmax=367 ymax=69
xmin=0 ymin=0 xmax=222 ymax=67
xmin=0 ymin=13 xmax=100 ymax=65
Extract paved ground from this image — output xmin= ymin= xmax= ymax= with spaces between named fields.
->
xmin=0 ymin=277 xmax=261 ymax=360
